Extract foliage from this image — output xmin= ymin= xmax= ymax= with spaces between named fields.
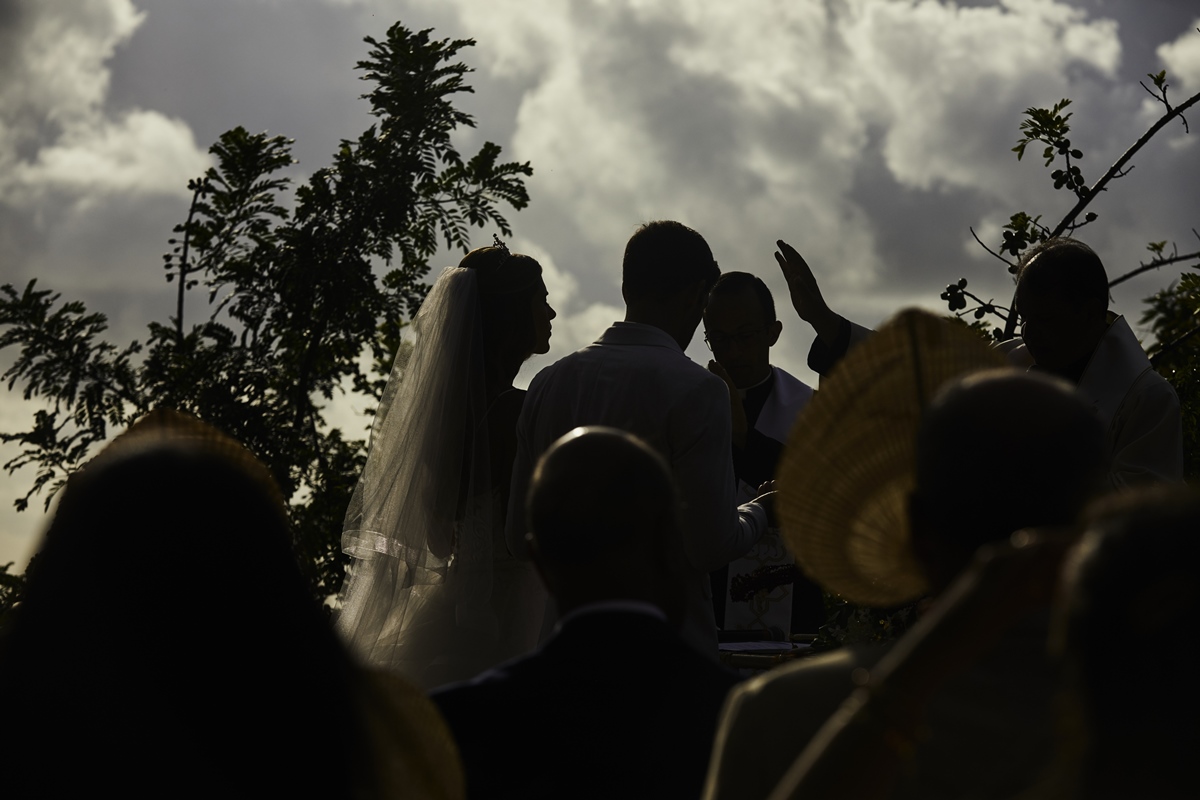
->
xmin=0 ymin=561 xmax=28 ymax=629
xmin=821 ymin=53 xmax=1200 ymax=651
xmin=0 ymin=24 xmax=532 ymax=612
xmin=1141 ymin=273 xmax=1200 ymax=481
xmin=813 ymin=595 xmax=917 ymax=652
xmin=948 ymin=63 xmax=1200 ymax=340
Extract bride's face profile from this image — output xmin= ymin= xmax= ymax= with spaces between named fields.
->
xmin=529 ymin=276 xmax=555 ymax=355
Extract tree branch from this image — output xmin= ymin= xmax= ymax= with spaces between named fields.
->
xmin=1002 ymin=88 xmax=1200 ymax=338
xmin=1108 ymin=250 xmax=1200 ymax=290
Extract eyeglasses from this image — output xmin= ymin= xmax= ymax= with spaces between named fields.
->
xmin=703 ymin=328 xmax=765 ymax=351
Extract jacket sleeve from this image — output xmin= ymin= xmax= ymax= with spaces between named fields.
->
xmin=1108 ymin=371 xmax=1185 ymax=488
xmin=668 ymin=376 xmax=765 ymax=573
xmin=807 ymin=315 xmax=875 ymax=377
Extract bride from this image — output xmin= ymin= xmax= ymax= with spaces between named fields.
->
xmin=336 ymin=238 xmax=556 ymax=689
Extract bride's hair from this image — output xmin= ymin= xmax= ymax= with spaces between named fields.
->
xmin=460 ymin=244 xmax=545 ymax=366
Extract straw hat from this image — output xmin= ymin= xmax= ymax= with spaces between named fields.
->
xmin=776 ymin=309 xmax=1008 ymax=607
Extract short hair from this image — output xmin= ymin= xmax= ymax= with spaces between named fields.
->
xmin=528 ymin=428 xmax=679 ymax=564
xmin=459 ymin=245 xmax=544 ymax=360
xmin=1017 ymin=238 xmax=1109 ymax=309
xmin=914 ymin=369 xmax=1105 ymax=554
xmin=622 ymin=220 xmax=719 ymax=302
xmin=708 ymin=271 xmax=777 ymax=322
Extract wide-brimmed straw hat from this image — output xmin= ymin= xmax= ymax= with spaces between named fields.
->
xmin=776 ymin=309 xmax=1008 ymax=607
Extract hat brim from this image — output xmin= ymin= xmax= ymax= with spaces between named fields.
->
xmin=777 ymin=310 xmax=1009 ymax=607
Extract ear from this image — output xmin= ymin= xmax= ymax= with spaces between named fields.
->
xmin=767 ymin=319 xmax=783 ymax=347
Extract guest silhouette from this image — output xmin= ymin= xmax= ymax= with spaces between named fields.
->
xmin=434 ymin=427 xmax=739 ymax=799
xmin=705 ymin=369 xmax=1106 ymax=800
xmin=0 ymin=411 xmax=463 ymax=798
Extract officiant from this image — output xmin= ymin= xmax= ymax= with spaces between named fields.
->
xmin=703 ymin=271 xmax=823 ymax=634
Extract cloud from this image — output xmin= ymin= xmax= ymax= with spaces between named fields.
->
xmin=511 ymin=236 xmax=623 ymax=387
xmin=1157 ymin=19 xmax=1200 ymax=94
xmin=410 ymin=0 xmax=1125 ymax=325
xmin=0 ymin=0 xmax=209 ymax=209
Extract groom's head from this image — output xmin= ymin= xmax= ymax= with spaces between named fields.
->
xmin=525 ymin=426 xmax=689 ymax=625
xmin=621 ymin=220 xmax=719 ymax=349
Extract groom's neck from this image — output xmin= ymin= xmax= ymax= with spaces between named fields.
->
xmin=623 ymin=307 xmax=697 ymax=351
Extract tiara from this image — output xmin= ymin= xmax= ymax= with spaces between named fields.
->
xmin=492 ymin=233 xmax=513 ymax=269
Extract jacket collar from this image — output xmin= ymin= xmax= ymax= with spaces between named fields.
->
xmin=594 ymin=321 xmax=684 ymax=353
xmin=1077 ymin=314 xmax=1153 ymax=426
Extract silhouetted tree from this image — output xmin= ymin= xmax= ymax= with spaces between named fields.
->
xmin=0 ymin=24 xmax=532 ymax=612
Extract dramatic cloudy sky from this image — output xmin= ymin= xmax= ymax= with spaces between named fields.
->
xmin=2 ymin=0 xmax=1198 ymax=568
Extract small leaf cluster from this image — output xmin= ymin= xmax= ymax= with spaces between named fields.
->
xmin=1012 ymin=98 xmax=1089 ymax=199
xmin=940 ymin=278 xmax=1007 ymax=338
xmin=1000 ymin=212 xmax=1047 ymax=262
xmin=941 ymin=278 xmax=970 ymax=311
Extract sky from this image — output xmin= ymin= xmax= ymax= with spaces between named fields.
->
xmin=2 ymin=0 xmax=1199 ymax=569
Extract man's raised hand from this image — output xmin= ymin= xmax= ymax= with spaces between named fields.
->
xmin=774 ymin=240 xmax=842 ymax=344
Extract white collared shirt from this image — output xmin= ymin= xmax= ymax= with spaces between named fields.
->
xmin=508 ymin=321 xmax=767 ymax=655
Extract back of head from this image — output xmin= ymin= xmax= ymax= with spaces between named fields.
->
xmin=622 ymin=220 xmax=719 ymax=302
xmin=527 ymin=427 xmax=685 ymax=618
xmin=1017 ymin=237 xmax=1109 ymax=310
xmin=0 ymin=412 xmax=367 ymax=795
xmin=911 ymin=370 xmax=1105 ymax=585
xmin=1056 ymin=486 xmax=1200 ymax=794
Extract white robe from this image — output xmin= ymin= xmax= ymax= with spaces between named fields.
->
xmin=996 ymin=314 xmax=1183 ymax=487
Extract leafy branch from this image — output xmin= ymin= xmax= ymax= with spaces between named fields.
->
xmin=951 ymin=62 xmax=1200 ymax=338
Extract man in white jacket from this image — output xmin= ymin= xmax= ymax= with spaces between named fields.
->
xmin=777 ymin=236 xmax=1182 ymax=487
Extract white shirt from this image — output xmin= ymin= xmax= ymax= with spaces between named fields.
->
xmin=507 ymin=321 xmax=767 ymax=655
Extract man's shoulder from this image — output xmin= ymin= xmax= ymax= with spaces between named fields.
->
xmin=532 ymin=334 xmax=723 ymax=395
xmin=770 ymin=366 xmax=815 ymax=402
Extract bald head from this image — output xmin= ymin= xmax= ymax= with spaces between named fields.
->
xmin=526 ymin=427 xmax=686 ymax=619
xmin=528 ymin=427 xmax=677 ymax=562
xmin=910 ymin=369 xmax=1106 ymax=591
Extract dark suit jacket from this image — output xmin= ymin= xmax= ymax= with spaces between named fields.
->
xmin=431 ymin=610 xmax=739 ymax=799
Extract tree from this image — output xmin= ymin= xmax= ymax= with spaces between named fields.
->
xmin=941 ymin=67 xmax=1200 ymax=342
xmin=0 ymin=24 xmax=533 ymax=613
xmin=934 ymin=60 xmax=1200 ymax=484
xmin=821 ymin=57 xmax=1200 ymax=649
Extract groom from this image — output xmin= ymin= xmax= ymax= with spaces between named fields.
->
xmin=506 ymin=220 xmax=771 ymax=656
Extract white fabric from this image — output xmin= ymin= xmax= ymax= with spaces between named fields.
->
xmin=999 ymin=315 xmax=1183 ymax=487
xmin=336 ymin=266 xmax=545 ymax=690
xmin=844 ymin=314 xmax=1182 ymax=488
xmin=507 ymin=321 xmax=767 ymax=656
